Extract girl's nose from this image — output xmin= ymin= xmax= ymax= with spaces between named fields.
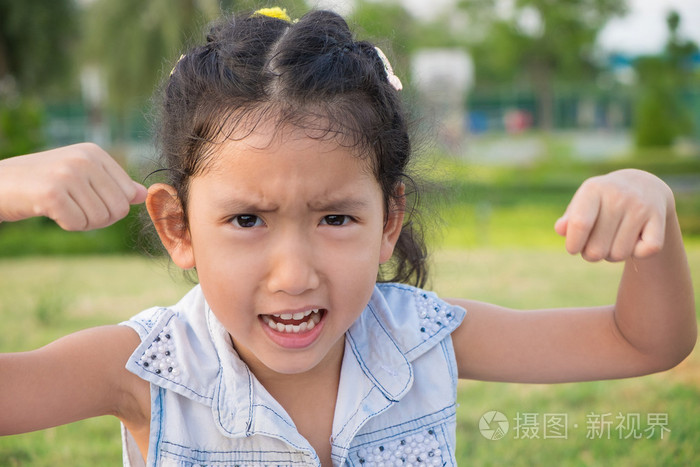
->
xmin=266 ymin=239 xmax=320 ymax=296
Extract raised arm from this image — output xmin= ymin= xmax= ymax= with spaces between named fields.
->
xmin=0 ymin=325 xmax=148 ymax=435
xmin=450 ymin=169 xmax=696 ymax=383
xmin=0 ymin=144 xmax=149 ymax=434
xmin=0 ymin=142 xmax=146 ymax=229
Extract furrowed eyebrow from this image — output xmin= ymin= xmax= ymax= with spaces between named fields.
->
xmin=307 ymin=198 xmax=369 ymax=212
xmin=211 ymin=196 xmax=369 ymax=213
xmin=213 ymin=198 xmax=277 ymax=213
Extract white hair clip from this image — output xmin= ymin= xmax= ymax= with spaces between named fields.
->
xmin=374 ymin=47 xmax=403 ymax=91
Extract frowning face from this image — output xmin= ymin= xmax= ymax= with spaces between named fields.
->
xmin=170 ymin=123 xmax=403 ymax=378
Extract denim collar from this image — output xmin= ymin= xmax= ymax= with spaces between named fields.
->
xmin=209 ymin=284 xmax=464 ymax=456
xmin=207 ymin=292 xmax=414 ymax=443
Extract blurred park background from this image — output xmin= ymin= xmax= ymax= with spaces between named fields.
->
xmin=0 ymin=0 xmax=699 ymax=465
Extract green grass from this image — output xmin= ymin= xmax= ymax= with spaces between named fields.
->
xmin=0 ymin=248 xmax=698 ymax=466
xmin=430 ymin=248 xmax=700 ymax=466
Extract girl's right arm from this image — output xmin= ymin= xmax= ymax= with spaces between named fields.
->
xmin=0 ymin=326 xmax=149 ymax=435
xmin=0 ymin=143 xmax=150 ymax=434
xmin=0 ymin=142 xmax=146 ymax=230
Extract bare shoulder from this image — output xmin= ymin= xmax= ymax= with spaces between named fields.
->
xmin=0 ymin=324 xmax=149 ymax=435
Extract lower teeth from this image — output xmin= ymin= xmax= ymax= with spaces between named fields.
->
xmin=264 ymin=312 xmax=319 ymax=333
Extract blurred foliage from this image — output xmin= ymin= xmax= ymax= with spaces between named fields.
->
xmin=349 ymin=0 xmax=415 ymax=70
xmin=349 ymin=0 xmax=470 ymax=81
xmin=82 ymin=0 xmax=307 ymax=132
xmin=634 ymin=10 xmax=699 ymax=148
xmin=458 ymin=0 xmax=627 ymax=130
xmin=0 ymin=206 xmax=144 ymax=257
xmin=83 ymin=0 xmax=232 ymax=126
xmin=0 ymin=0 xmax=79 ymax=95
xmin=0 ymin=97 xmax=45 ymax=159
xmin=0 ymin=0 xmax=78 ymax=157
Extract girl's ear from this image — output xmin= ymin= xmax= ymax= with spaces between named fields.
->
xmin=146 ymin=183 xmax=196 ymax=269
xmin=379 ymin=183 xmax=406 ymax=264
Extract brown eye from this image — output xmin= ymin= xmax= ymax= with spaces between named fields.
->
xmin=322 ymin=215 xmax=350 ymax=226
xmin=232 ymin=215 xmax=263 ymax=228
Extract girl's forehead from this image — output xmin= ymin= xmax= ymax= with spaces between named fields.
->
xmin=188 ymin=122 xmax=383 ymax=204
xmin=203 ymin=120 xmax=374 ymax=174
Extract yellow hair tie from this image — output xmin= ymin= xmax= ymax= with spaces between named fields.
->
xmin=253 ymin=7 xmax=292 ymax=22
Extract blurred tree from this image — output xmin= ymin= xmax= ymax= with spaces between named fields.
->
xmin=0 ymin=0 xmax=79 ymax=158
xmin=459 ymin=0 xmax=626 ymax=130
xmin=349 ymin=0 xmax=416 ymax=80
xmin=0 ymin=0 xmax=78 ymax=94
xmin=634 ymin=10 xmax=699 ymax=148
xmin=82 ymin=0 xmax=307 ymax=140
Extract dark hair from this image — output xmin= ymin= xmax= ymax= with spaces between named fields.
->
xmin=152 ymin=9 xmax=428 ymax=287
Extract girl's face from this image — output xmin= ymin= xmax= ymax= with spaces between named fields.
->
xmin=154 ymin=123 xmax=403 ymax=378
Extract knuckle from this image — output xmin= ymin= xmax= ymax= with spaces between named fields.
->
xmin=86 ymin=209 xmax=110 ymax=230
xmin=97 ymin=208 xmax=111 ymax=224
xmin=39 ymin=182 xmax=62 ymax=202
xmin=607 ymin=192 xmax=628 ymax=212
xmin=582 ymin=245 xmax=605 ymax=262
xmin=65 ymin=148 xmax=100 ymax=171
xmin=123 ymin=184 xmax=137 ymax=201
xmin=643 ymin=240 xmax=663 ymax=256
xmin=564 ymin=244 xmax=579 ymax=255
xmin=568 ymin=216 xmax=593 ymax=233
xmin=75 ymin=142 xmax=102 ymax=158
xmin=581 ymin=176 xmax=602 ymax=190
xmin=57 ymin=215 xmax=87 ymax=232
xmin=114 ymin=202 xmax=131 ymax=220
xmin=607 ymin=249 xmax=628 ymax=263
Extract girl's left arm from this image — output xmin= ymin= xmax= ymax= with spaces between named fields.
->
xmin=449 ymin=169 xmax=696 ymax=383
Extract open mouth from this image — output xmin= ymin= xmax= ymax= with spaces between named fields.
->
xmin=260 ymin=309 xmax=324 ymax=334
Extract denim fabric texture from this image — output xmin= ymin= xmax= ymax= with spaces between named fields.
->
xmin=119 ymin=283 xmax=466 ymax=467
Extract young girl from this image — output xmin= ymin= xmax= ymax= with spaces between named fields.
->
xmin=0 ymin=8 xmax=696 ymax=467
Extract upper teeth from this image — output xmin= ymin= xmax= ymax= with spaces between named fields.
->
xmin=274 ymin=309 xmax=315 ymax=320
xmin=261 ymin=309 xmax=321 ymax=333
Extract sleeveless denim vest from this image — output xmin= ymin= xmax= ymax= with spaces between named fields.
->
xmin=120 ymin=283 xmax=466 ymax=467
